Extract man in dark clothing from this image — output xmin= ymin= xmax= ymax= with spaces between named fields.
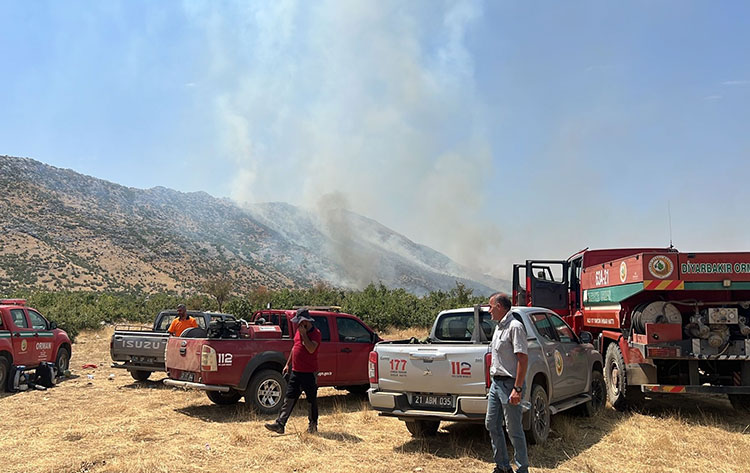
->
xmin=265 ymin=308 xmax=322 ymax=434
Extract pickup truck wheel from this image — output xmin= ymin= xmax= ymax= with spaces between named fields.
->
xmin=130 ymin=370 xmax=152 ymax=382
xmin=0 ymin=356 xmax=9 ymax=392
xmin=404 ymin=419 xmax=439 ymax=437
xmin=246 ymin=369 xmax=286 ymax=414
xmin=605 ymin=344 xmax=643 ymax=411
xmin=525 ymin=383 xmax=550 ymax=445
xmin=581 ymin=370 xmax=606 ymax=417
xmin=729 ymin=394 xmax=750 ymax=412
xmin=206 ymin=389 xmax=243 ymax=405
xmin=55 ymin=347 xmax=70 ymax=376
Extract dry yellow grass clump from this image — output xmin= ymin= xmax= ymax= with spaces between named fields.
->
xmin=1 ymin=327 xmax=750 ymax=473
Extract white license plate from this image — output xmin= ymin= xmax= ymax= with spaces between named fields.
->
xmin=412 ymin=393 xmax=454 ymax=409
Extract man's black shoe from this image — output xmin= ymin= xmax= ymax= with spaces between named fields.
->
xmin=492 ymin=467 xmax=513 ymax=473
xmin=307 ymin=423 xmax=318 ymax=434
xmin=264 ymin=422 xmax=285 ymax=434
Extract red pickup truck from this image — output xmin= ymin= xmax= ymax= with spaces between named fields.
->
xmin=164 ymin=308 xmax=380 ymax=413
xmin=0 ymin=299 xmax=72 ymax=391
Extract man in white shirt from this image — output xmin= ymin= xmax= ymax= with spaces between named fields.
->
xmin=485 ymin=292 xmax=529 ymax=473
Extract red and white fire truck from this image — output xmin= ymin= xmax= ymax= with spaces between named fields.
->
xmin=512 ymin=248 xmax=750 ymax=410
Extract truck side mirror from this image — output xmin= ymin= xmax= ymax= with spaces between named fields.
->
xmin=579 ymin=331 xmax=593 ymax=344
xmin=49 ymin=322 xmax=57 ymax=330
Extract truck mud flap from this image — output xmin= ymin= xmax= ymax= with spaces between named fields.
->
xmin=641 ymin=384 xmax=750 ymax=394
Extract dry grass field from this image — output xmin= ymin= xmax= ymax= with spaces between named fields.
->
xmin=2 ymin=327 xmax=750 ymax=473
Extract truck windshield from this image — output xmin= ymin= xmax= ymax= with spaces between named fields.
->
xmin=434 ymin=311 xmax=495 ymax=341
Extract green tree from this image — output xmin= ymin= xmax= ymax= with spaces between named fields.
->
xmin=203 ymin=278 xmax=233 ymax=312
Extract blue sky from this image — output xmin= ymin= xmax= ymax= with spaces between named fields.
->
xmin=1 ymin=1 xmax=749 ymax=277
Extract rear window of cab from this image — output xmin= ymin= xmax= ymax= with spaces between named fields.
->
xmin=434 ymin=311 xmax=495 ymax=341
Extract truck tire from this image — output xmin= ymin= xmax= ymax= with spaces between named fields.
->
xmin=206 ymin=389 xmax=243 ymax=405
xmin=581 ymin=370 xmax=606 ymax=417
xmin=246 ymin=369 xmax=286 ymax=415
xmin=404 ymin=419 xmax=439 ymax=437
xmin=0 ymin=356 xmax=9 ymax=393
xmin=130 ymin=370 xmax=152 ymax=382
xmin=728 ymin=394 xmax=750 ymax=412
xmin=55 ymin=347 xmax=70 ymax=376
xmin=605 ymin=344 xmax=642 ymax=411
xmin=525 ymin=383 xmax=550 ymax=445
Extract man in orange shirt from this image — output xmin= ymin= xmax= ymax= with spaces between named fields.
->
xmin=167 ymin=304 xmax=198 ymax=336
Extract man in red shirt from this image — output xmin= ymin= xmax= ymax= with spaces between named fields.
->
xmin=265 ymin=308 xmax=322 ymax=434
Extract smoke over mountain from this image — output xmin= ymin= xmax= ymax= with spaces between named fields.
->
xmin=182 ymin=1 xmax=504 ymax=278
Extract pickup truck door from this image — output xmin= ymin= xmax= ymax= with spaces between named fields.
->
xmin=546 ymin=313 xmax=588 ymax=399
xmin=27 ymin=309 xmax=55 ymax=363
xmin=9 ymin=309 xmax=38 ymax=366
xmin=528 ymin=311 xmax=567 ymax=401
xmin=334 ymin=316 xmax=373 ymax=384
xmin=310 ymin=316 xmax=337 ymax=385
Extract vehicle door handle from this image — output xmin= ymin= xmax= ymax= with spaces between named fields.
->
xmin=13 ymin=332 xmax=20 ymax=337
xmin=33 ymin=333 xmax=39 ymax=337
xmin=545 ymin=352 xmax=553 ymax=357
xmin=341 ymin=348 xmax=352 ymax=353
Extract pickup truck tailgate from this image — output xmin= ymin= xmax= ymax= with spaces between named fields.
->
xmin=165 ymin=338 xmax=203 ymax=373
xmin=111 ymin=331 xmax=169 ymax=361
xmin=376 ymin=345 xmax=489 ymax=396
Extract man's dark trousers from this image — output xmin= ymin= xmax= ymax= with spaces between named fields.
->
xmin=276 ymin=371 xmax=318 ymax=426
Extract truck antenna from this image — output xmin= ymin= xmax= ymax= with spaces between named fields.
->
xmin=668 ymin=201 xmax=674 ymax=249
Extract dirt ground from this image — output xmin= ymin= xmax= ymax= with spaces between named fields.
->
xmin=2 ymin=327 xmax=750 ymax=473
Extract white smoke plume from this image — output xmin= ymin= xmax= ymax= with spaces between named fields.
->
xmin=183 ymin=0 xmax=503 ymax=277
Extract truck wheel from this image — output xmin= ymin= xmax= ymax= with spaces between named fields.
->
xmin=206 ymin=389 xmax=243 ymax=405
xmin=581 ymin=370 xmax=606 ymax=417
xmin=0 ymin=356 xmax=9 ymax=393
xmin=728 ymin=394 xmax=750 ymax=412
xmin=404 ymin=420 xmax=439 ymax=437
xmin=605 ymin=344 xmax=642 ymax=411
xmin=130 ymin=370 xmax=152 ymax=382
xmin=246 ymin=369 xmax=286 ymax=415
xmin=55 ymin=347 xmax=70 ymax=376
xmin=525 ymin=383 xmax=550 ymax=445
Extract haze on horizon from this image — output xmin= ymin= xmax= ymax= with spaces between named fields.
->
xmin=1 ymin=1 xmax=749 ymax=279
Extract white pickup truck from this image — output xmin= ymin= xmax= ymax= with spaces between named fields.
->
xmin=367 ymin=305 xmax=605 ymax=444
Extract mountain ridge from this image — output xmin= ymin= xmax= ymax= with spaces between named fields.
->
xmin=0 ymin=155 xmax=508 ymax=296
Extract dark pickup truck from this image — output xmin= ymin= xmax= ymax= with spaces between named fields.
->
xmin=164 ymin=308 xmax=380 ymax=413
xmin=110 ymin=310 xmax=236 ymax=381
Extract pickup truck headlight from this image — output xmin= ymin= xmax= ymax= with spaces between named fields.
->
xmin=201 ymin=345 xmax=217 ymax=372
